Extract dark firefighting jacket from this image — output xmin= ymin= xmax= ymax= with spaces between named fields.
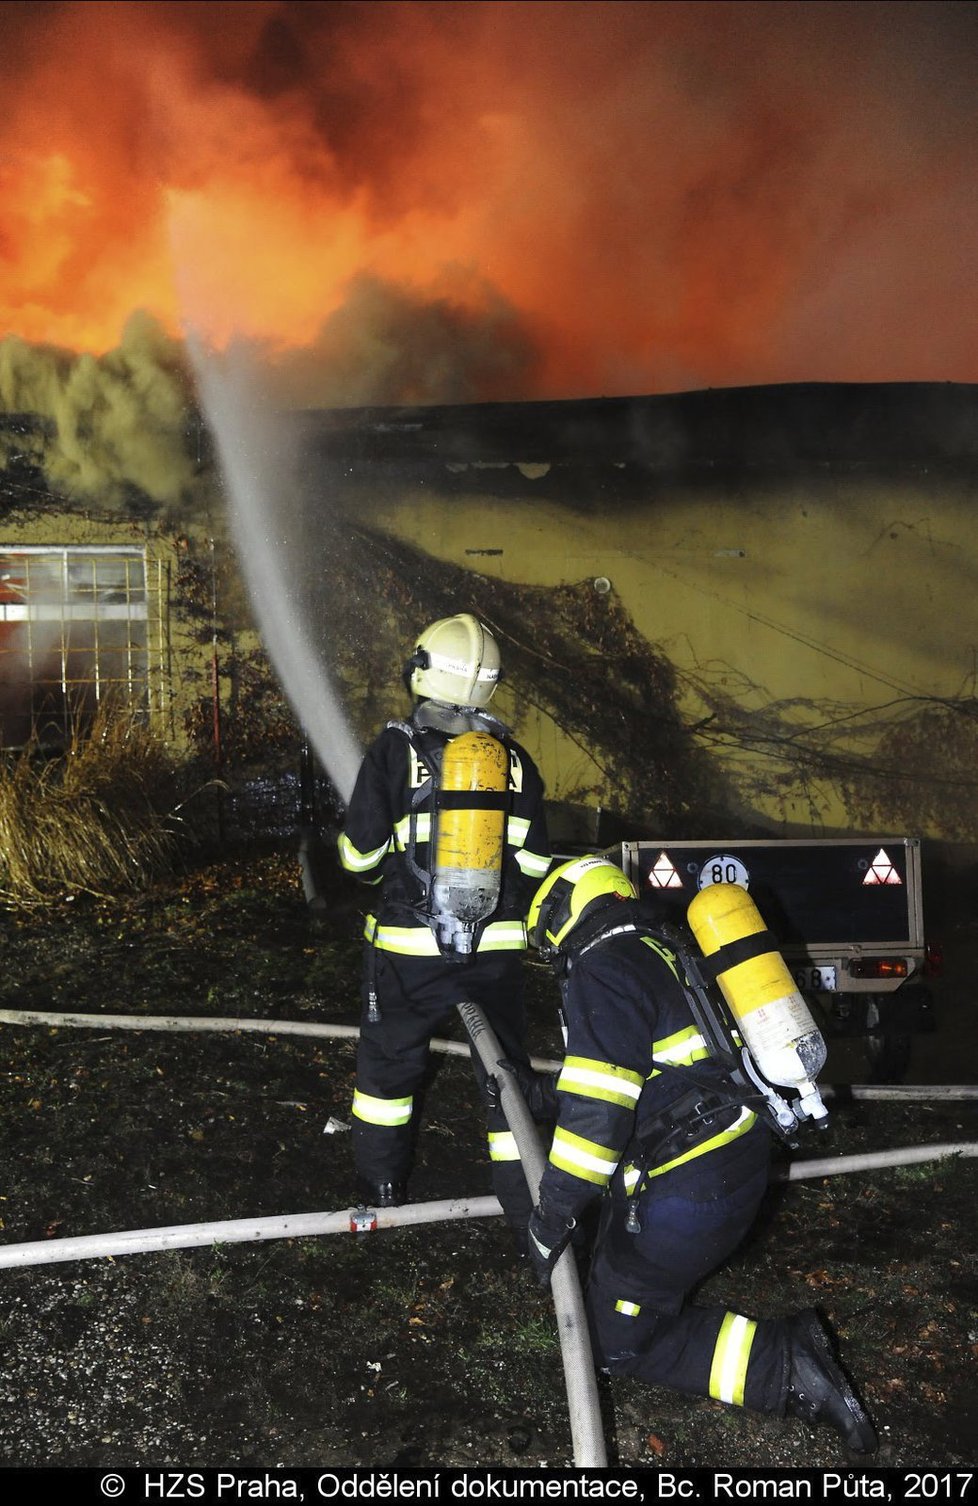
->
xmin=538 ymin=905 xmax=762 ymax=1225
xmin=337 ymin=703 xmax=551 ymax=956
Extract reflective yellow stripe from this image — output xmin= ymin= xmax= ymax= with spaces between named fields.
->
xmin=338 ymin=832 xmax=391 ymax=873
xmin=652 ymin=1024 xmax=710 ymax=1061
xmin=639 ymin=934 xmax=680 ymax=980
xmin=352 ymin=1090 xmax=413 ymax=1127
xmin=477 ymin=922 xmax=528 ymax=951
xmin=362 ymin=918 xmax=527 ymax=954
xmin=361 ymin=919 xmax=437 ymax=955
xmin=508 ymin=816 xmax=530 ymax=845
xmin=709 ymin=1311 xmax=757 ymax=1406
xmin=549 ymin=1126 xmax=619 ymax=1185
xmin=488 ymin=1130 xmax=521 ymax=1162
xmin=649 ymin=1024 xmax=711 ymax=1076
xmin=622 ymin=1107 xmax=758 ymax=1189
xmin=644 ymin=1107 xmax=758 ymax=1180
xmin=507 ymin=816 xmax=548 ymax=875
xmin=394 ymin=811 xmax=542 ymax=869
xmin=394 ymin=812 xmax=432 ymax=850
xmin=558 ymin=1056 xmax=644 ymax=1108
xmin=516 ymin=847 xmax=552 ymax=878
xmin=615 ymin=1300 xmax=641 ymax=1317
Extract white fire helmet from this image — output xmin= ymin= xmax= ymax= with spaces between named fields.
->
xmin=407 ymin=613 xmax=501 ymax=708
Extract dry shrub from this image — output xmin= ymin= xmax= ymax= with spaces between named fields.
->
xmin=0 ymin=709 xmax=186 ymax=905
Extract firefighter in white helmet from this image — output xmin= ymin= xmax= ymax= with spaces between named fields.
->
xmin=524 ymin=855 xmax=878 ymax=1455
xmin=337 ymin=612 xmax=552 ymax=1242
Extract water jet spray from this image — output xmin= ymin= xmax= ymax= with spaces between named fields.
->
xmin=187 ymin=342 xmax=362 ymax=804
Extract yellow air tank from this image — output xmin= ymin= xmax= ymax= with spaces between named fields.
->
xmin=431 ymin=731 xmax=509 ymax=956
xmin=687 ymin=882 xmax=828 ymax=1122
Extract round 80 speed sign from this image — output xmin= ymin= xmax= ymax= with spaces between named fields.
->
xmin=696 ymin=854 xmax=751 ymax=890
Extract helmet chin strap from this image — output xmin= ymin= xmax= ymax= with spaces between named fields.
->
xmin=402 ymin=647 xmax=430 ymax=695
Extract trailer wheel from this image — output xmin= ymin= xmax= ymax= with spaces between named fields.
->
xmin=863 ymin=995 xmax=912 ymax=1083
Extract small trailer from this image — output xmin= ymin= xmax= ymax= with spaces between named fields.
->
xmin=618 ymin=836 xmax=936 ymax=1082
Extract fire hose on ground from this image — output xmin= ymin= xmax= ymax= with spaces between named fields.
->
xmin=455 ymin=999 xmax=608 ymax=1468
xmin=2 ymin=1004 xmax=978 ymax=1464
xmin=3 ymin=1005 xmax=978 ymax=1101
xmin=0 ymin=1140 xmax=975 ymax=1277
xmin=0 ymin=1000 xmax=608 ymax=1467
xmin=0 ymin=1196 xmax=503 ymax=1270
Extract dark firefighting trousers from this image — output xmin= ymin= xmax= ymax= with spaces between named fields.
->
xmin=585 ymin=1123 xmax=788 ymax=1413
xmin=352 ymin=944 xmax=538 ymax=1229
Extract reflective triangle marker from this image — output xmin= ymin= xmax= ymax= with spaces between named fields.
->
xmin=863 ymin=847 xmax=902 ymax=885
xmin=649 ymin=851 xmax=683 ymax=889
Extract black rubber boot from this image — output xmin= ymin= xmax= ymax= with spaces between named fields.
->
xmin=355 ymin=1179 xmax=407 ymax=1208
xmin=509 ymin=1224 xmax=530 ymax=1262
xmin=783 ymin=1310 xmax=878 ymax=1455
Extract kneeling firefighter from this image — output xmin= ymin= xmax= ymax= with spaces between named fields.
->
xmin=337 ymin=613 xmax=552 ymax=1237
xmin=525 ymin=855 xmax=878 ymax=1455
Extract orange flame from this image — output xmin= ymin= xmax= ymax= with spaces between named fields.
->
xmin=1 ymin=0 xmax=975 ymax=400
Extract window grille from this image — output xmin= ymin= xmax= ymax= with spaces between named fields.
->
xmin=0 ymin=545 xmax=169 ymax=749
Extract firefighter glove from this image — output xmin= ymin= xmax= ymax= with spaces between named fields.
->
xmin=487 ymin=1059 xmax=559 ymax=1121
xmin=484 ymin=1070 xmax=503 ymax=1115
xmin=520 ymin=1065 xmax=559 ymax=1121
xmin=527 ymin=1201 xmax=576 ymax=1288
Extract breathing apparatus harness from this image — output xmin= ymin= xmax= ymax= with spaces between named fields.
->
xmin=381 ymin=705 xmax=513 ymax=959
xmin=558 ymin=908 xmax=810 ymax=1235
xmin=363 ymin=715 xmax=462 ymax=1022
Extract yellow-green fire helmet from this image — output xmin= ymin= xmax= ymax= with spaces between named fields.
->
xmin=527 ymin=855 xmax=637 ymax=957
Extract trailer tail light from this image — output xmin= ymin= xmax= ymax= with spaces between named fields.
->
xmin=848 ymin=957 xmax=909 ymax=980
xmin=924 ymin=942 xmax=944 ymax=978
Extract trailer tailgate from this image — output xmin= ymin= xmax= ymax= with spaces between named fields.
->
xmin=620 ymin=838 xmax=923 ymax=956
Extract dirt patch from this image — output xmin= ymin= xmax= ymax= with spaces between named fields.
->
xmin=0 ymin=848 xmax=975 ymax=1469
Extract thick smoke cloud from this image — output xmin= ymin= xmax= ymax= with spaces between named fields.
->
xmin=256 ymin=273 xmax=538 ymax=409
xmin=0 ymin=0 xmax=976 ymax=395
xmin=0 ymin=276 xmax=537 ymax=507
xmin=0 ymin=313 xmax=196 ymax=508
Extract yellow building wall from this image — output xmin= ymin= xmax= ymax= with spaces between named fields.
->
xmin=367 ymin=470 xmax=976 ymax=838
